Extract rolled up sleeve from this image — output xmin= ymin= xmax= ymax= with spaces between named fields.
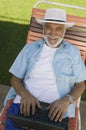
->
xmin=9 ymin=44 xmax=29 ymax=79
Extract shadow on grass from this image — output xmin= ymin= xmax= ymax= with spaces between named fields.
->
xmin=0 ymin=21 xmax=29 ymax=85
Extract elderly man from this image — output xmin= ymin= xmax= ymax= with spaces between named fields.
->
xmin=5 ymin=8 xmax=86 ymax=130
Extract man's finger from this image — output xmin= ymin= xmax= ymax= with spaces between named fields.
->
xmin=55 ymin=110 xmax=62 ymax=122
xmin=36 ymin=100 xmax=41 ymax=108
xmin=48 ymin=106 xmax=56 ymax=118
xmin=59 ymin=112 xmax=64 ymax=122
xmin=26 ymin=103 xmax=30 ymax=115
xmin=31 ymin=102 xmax=36 ymax=115
xmin=50 ymin=107 xmax=59 ymax=120
xmin=20 ymin=103 xmax=23 ymax=114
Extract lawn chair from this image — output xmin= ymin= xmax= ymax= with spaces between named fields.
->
xmin=0 ymin=0 xmax=86 ymax=130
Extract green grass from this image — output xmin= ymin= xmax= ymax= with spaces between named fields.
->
xmin=0 ymin=0 xmax=38 ymax=24
xmin=0 ymin=0 xmax=86 ymax=24
xmin=0 ymin=0 xmax=86 ymax=100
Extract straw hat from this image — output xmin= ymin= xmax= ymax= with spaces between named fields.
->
xmin=36 ymin=8 xmax=75 ymax=28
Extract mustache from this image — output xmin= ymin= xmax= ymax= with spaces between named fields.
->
xmin=46 ymin=35 xmax=61 ymax=39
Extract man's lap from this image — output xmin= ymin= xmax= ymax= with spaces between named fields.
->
xmin=5 ymin=103 xmax=21 ymax=130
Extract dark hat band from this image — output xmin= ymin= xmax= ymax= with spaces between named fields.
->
xmin=45 ymin=19 xmax=66 ymax=22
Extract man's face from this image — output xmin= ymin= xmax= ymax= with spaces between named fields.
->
xmin=43 ymin=23 xmax=65 ymax=48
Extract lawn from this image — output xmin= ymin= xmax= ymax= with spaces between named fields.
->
xmin=0 ymin=0 xmax=86 ymax=100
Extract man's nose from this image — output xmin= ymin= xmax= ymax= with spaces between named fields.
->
xmin=50 ymin=30 xmax=57 ymax=36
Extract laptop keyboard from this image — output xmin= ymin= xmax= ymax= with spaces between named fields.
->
xmin=19 ymin=101 xmax=68 ymax=128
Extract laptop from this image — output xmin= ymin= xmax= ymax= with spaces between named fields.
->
xmin=7 ymin=101 xmax=68 ymax=130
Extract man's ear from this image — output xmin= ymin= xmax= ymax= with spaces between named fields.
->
xmin=62 ymin=28 xmax=66 ymax=38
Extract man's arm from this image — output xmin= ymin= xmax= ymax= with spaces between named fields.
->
xmin=11 ymin=75 xmax=41 ymax=115
xmin=48 ymin=81 xmax=85 ymax=122
xmin=67 ymin=81 xmax=85 ymax=102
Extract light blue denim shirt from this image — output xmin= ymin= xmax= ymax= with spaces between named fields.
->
xmin=8 ymin=38 xmax=86 ymax=117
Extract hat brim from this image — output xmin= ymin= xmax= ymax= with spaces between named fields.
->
xmin=36 ymin=18 xmax=75 ymax=28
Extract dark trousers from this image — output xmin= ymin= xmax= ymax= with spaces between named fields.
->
xmin=5 ymin=103 xmax=24 ymax=130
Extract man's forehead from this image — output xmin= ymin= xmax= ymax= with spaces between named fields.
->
xmin=44 ymin=23 xmax=64 ymax=27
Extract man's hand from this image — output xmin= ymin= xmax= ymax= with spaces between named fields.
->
xmin=47 ymin=97 xmax=70 ymax=122
xmin=10 ymin=76 xmax=41 ymax=116
xmin=20 ymin=90 xmax=41 ymax=116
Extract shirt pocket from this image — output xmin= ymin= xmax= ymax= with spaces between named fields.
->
xmin=61 ymin=58 xmax=73 ymax=76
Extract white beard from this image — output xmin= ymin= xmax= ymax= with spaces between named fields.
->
xmin=43 ymin=30 xmax=65 ymax=48
xmin=43 ymin=35 xmax=63 ymax=48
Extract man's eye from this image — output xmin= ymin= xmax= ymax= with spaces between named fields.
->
xmin=47 ymin=27 xmax=51 ymax=30
xmin=46 ymin=27 xmax=52 ymax=31
xmin=55 ymin=28 xmax=63 ymax=32
xmin=45 ymin=25 xmax=51 ymax=29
